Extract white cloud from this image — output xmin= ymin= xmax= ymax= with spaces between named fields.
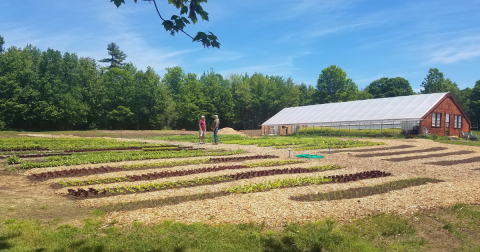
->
xmin=196 ymin=51 xmax=243 ymax=64
xmin=426 ymin=35 xmax=480 ymax=64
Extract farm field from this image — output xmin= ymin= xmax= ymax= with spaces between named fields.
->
xmin=1 ymin=131 xmax=480 ymax=251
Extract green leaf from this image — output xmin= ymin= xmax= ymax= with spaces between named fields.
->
xmin=175 ymin=19 xmax=186 ymax=30
xmin=180 ymin=5 xmax=188 ymax=15
xmin=193 ymin=32 xmax=207 ymax=41
xmin=181 ymin=17 xmax=190 ymax=24
xmin=189 ymin=1 xmax=198 ymax=24
xmin=162 ymin=20 xmax=174 ymax=31
xmin=110 ymin=0 xmax=125 ymax=8
xmin=207 ymin=34 xmax=217 ymax=41
xmin=168 ymin=0 xmax=182 ymax=8
xmin=200 ymin=10 xmax=209 ymax=21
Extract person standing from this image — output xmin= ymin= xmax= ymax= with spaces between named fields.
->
xmin=198 ymin=116 xmax=206 ymax=144
xmin=212 ymin=115 xmax=220 ymax=145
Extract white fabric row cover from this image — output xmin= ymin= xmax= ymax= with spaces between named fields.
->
xmin=262 ymin=93 xmax=448 ymax=126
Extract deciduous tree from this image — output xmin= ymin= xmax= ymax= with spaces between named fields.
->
xmin=420 ymin=68 xmax=445 ymax=93
xmin=316 ymin=65 xmax=358 ymax=103
xmin=365 ymin=77 xmax=414 ymax=98
xmin=469 ymin=80 xmax=480 ymax=126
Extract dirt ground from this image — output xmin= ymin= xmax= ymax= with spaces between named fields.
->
xmin=0 ymin=171 xmax=92 ymax=226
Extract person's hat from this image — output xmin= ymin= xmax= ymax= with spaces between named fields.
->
xmin=201 ymin=115 xmax=205 ymax=118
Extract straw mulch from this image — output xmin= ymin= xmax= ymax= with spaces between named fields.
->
xmin=28 ymin=138 xmax=480 ymax=227
xmin=217 ymin=127 xmax=247 ymax=137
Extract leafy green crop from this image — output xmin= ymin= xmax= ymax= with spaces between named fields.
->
xmin=0 ymin=137 xmax=167 ymax=151
xmin=145 ymin=134 xmax=247 ymax=143
xmin=6 ymin=156 xmax=23 ymax=165
xmin=147 ymin=135 xmax=383 ymax=150
xmin=67 ymin=164 xmax=340 ymax=197
xmin=226 ymin=176 xmax=333 ymax=193
xmin=21 ymin=149 xmax=245 ymax=169
xmin=245 ymin=159 xmax=304 ymax=167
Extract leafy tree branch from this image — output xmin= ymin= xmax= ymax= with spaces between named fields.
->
xmin=111 ymin=0 xmax=220 ymax=48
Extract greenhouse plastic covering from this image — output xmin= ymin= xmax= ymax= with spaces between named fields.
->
xmin=262 ymin=93 xmax=448 ymax=126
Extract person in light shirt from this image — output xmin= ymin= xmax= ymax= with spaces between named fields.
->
xmin=198 ymin=116 xmax=206 ymax=144
xmin=212 ymin=115 xmax=220 ymax=145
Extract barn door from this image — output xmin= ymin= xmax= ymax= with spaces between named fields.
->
xmin=445 ymin=114 xmax=450 ymax=136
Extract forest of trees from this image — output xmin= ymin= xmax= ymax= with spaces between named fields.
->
xmin=1 ymin=36 xmax=479 ymax=131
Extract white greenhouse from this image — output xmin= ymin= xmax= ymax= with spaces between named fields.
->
xmin=261 ymin=93 xmax=471 ymax=137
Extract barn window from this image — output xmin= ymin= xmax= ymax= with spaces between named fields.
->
xmin=432 ymin=113 xmax=441 ymax=127
xmin=454 ymin=115 xmax=462 ymax=128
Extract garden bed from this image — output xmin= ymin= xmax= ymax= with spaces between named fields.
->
xmin=11 ymin=136 xmax=480 ymax=227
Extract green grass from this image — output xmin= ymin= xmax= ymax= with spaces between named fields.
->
xmin=436 ymin=138 xmax=480 ymax=147
xmin=0 ymin=216 xmax=418 ymax=252
xmin=414 ymin=133 xmax=480 ymax=147
xmin=3 ymin=204 xmax=480 ymax=251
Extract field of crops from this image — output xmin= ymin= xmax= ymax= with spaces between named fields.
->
xmin=147 ymin=134 xmax=384 ymax=150
xmin=0 ymin=137 xmax=162 ymax=151
xmin=3 ymin=134 xmax=480 ymax=232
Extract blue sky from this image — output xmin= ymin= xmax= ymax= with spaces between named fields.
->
xmin=1 ymin=0 xmax=480 ymax=92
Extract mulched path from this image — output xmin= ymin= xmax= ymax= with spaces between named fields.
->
xmin=355 ymin=147 xmax=447 ymax=157
xmin=336 ymin=145 xmax=415 ymax=153
xmin=425 ymin=156 xmax=480 ymax=166
xmin=383 ymin=151 xmax=474 ymax=162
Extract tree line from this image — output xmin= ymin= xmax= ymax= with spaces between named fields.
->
xmin=1 ymin=37 xmax=479 ymax=131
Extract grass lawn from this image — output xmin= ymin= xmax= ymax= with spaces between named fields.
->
xmin=1 ymin=204 xmax=480 ymax=251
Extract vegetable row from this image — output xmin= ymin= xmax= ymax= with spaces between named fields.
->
xmin=21 ymin=149 xmax=245 ymax=169
xmin=96 ymin=170 xmax=393 ymax=212
xmin=66 ymin=165 xmax=342 ymax=197
xmin=64 ymin=145 xmax=173 ymax=153
xmin=29 ymin=155 xmax=282 ymax=180
xmin=55 ymin=160 xmax=307 ymax=187
xmin=0 ymin=137 xmax=167 ymax=151
xmin=149 ymin=135 xmax=384 ymax=150
xmin=225 ymin=170 xmax=391 ymax=193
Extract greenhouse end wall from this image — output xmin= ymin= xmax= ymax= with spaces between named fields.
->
xmin=420 ymin=96 xmax=470 ymax=136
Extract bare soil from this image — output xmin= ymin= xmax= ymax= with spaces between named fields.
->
xmin=0 ymin=171 xmax=92 ymax=226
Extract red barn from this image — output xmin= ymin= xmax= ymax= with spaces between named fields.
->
xmin=420 ymin=93 xmax=470 ymax=136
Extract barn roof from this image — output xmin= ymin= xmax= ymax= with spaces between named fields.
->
xmin=262 ymin=93 xmax=449 ymax=126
